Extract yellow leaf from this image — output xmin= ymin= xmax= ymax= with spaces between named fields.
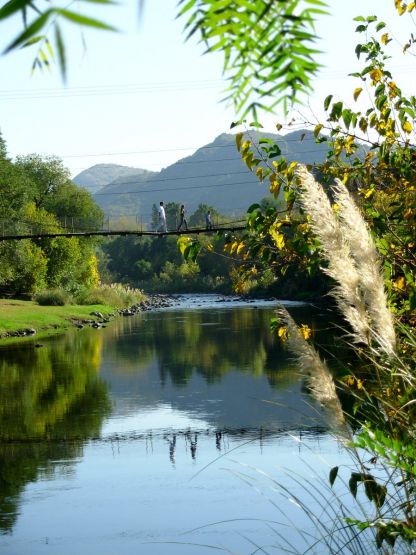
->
xmin=369 ymin=68 xmax=383 ymax=84
xmin=359 ymin=117 xmax=368 ymax=133
xmin=356 ymin=379 xmax=364 ymax=390
xmin=394 ymin=0 xmax=406 ymax=14
xmin=235 ymin=132 xmax=244 ymax=152
xmin=241 ymin=140 xmax=251 ymax=156
xmin=395 ymin=276 xmax=406 ymax=290
xmin=278 ymin=326 xmax=287 ymax=341
xmin=230 ymin=241 xmax=238 ymax=254
xmin=243 ymin=151 xmax=255 ymax=170
xmin=353 ymin=87 xmax=363 ymax=101
xmin=276 ymin=123 xmax=282 ymax=131
xmin=236 ymin=241 xmax=245 ymax=255
xmin=206 ymin=243 xmax=213 ymax=252
xmin=402 ymin=120 xmax=413 ymax=134
xmin=256 ymin=166 xmax=264 ymax=182
xmin=408 ymin=1 xmax=416 ymax=11
xmin=314 ymin=123 xmax=323 ymax=138
xmin=364 ymin=187 xmax=375 ymax=199
xmin=297 ymin=222 xmax=309 ymax=234
xmin=299 ymin=324 xmax=312 ymax=340
xmin=381 ymin=32 xmax=389 ymax=45
xmin=270 ymin=228 xmax=285 ymax=249
xmin=345 ymin=135 xmax=354 ymax=155
xmin=177 ymin=236 xmax=191 ymax=256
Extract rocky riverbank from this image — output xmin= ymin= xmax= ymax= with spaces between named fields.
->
xmin=0 ymin=295 xmax=180 ymax=342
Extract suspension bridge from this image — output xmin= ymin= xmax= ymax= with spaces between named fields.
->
xmin=0 ymin=217 xmax=247 ymax=241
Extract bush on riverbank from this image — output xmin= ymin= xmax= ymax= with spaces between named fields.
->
xmin=33 ymin=283 xmax=145 ymax=309
xmin=74 ymin=283 xmax=145 ymax=308
xmin=34 ymin=289 xmax=74 ymax=306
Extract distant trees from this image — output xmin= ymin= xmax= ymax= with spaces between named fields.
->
xmin=0 ymin=130 xmax=7 ymax=160
xmin=103 ymin=209 xmax=236 ymax=293
xmin=188 ymin=204 xmax=218 ymax=228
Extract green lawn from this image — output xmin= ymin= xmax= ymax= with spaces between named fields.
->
xmin=0 ymin=299 xmax=115 ymax=342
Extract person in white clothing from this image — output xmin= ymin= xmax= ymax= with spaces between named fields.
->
xmin=158 ymin=201 xmax=167 ymax=232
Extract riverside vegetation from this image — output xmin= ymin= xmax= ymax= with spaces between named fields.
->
xmin=1 ymin=0 xmax=415 ymax=552
xmin=171 ymin=4 xmax=415 ymax=552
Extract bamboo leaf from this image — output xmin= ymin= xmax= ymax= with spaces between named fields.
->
xmin=57 ymin=8 xmax=118 ymax=31
xmin=0 ymin=0 xmax=31 ymax=21
xmin=4 ymin=9 xmax=53 ymax=53
xmin=329 ymin=466 xmax=338 ymax=487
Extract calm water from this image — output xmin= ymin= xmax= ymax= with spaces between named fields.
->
xmin=0 ymin=295 xmax=351 ymax=555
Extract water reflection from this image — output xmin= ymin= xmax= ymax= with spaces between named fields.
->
xmin=0 ymin=333 xmax=110 ymax=533
xmin=99 ymin=305 xmax=341 ymax=434
xmin=0 ymin=300 xmax=342 ymax=542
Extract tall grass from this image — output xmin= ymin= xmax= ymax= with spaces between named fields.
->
xmin=271 ymin=166 xmax=416 ymax=553
xmin=75 ymin=283 xmax=145 ymax=308
xmin=34 ymin=283 xmax=145 ymax=308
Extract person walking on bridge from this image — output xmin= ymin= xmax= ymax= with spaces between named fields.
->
xmin=206 ymin=210 xmax=213 ymax=230
xmin=158 ymin=201 xmax=167 ymax=232
xmin=177 ymin=204 xmax=188 ymax=231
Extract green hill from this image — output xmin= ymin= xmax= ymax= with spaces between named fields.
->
xmin=73 ymin=130 xmax=355 ymax=224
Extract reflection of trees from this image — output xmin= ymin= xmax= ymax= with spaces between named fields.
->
xmin=99 ymin=306 xmax=342 ymax=388
xmin=105 ymin=308 xmax=293 ymax=385
xmin=0 ymin=332 xmax=110 ymax=533
xmin=153 ymin=309 xmax=291 ymax=385
xmin=95 ymin=305 xmax=344 ymax=395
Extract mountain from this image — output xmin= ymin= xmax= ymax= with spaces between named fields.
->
xmin=72 ymin=163 xmax=155 ymax=194
xmin=76 ymin=130 xmax=345 ymax=224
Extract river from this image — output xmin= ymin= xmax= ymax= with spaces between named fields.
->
xmin=0 ymin=295 xmax=352 ymax=555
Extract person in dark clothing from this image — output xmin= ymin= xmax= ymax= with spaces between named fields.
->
xmin=177 ymin=204 xmax=188 ymax=231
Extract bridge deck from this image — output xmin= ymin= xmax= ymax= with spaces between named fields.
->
xmin=0 ymin=225 xmax=247 ymax=241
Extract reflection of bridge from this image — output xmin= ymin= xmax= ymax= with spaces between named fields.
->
xmin=0 ymin=220 xmax=246 ymax=241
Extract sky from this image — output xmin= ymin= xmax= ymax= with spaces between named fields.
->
xmin=0 ymin=0 xmax=414 ymax=179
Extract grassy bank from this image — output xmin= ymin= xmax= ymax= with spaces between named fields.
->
xmin=0 ymin=299 xmax=115 ymax=344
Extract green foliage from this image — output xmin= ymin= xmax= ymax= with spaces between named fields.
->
xmin=0 ymin=139 xmax=104 ymax=295
xmin=74 ymin=283 xmax=145 ymax=308
xmin=0 ymin=129 xmax=7 ymax=160
xmin=0 ymin=0 xmax=117 ymax=79
xmin=34 ymin=288 xmax=73 ymax=306
xmin=14 ymin=154 xmax=71 ymax=208
xmin=201 ymin=7 xmax=416 ymax=551
xmin=178 ymin=0 xmax=328 ymax=117
xmin=102 ymin=204 xmax=239 ymax=294
xmin=188 ymin=203 xmax=218 ymax=228
xmin=1 ymin=239 xmax=48 ymax=294
xmin=1 ymin=0 xmax=328 ymax=116
xmin=44 ymin=181 xmax=104 ymax=230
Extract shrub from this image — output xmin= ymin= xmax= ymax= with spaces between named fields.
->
xmin=34 ymin=288 xmax=73 ymax=306
xmin=75 ymin=283 xmax=145 ymax=308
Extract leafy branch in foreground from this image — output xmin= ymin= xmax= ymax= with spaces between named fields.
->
xmin=0 ymin=0 xmax=117 ymax=78
xmin=177 ymin=0 xmax=328 ymax=118
xmin=1 ymin=0 xmax=329 ymax=114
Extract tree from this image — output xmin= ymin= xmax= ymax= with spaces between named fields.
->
xmin=188 ymin=203 xmax=218 ymax=228
xmin=0 ymin=129 xmax=7 ymax=160
xmin=15 ymin=154 xmax=71 ymax=209
xmin=165 ymin=202 xmax=181 ymax=231
xmin=44 ymin=181 xmax=104 ymax=230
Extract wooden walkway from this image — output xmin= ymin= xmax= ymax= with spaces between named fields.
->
xmin=0 ymin=225 xmax=247 ymax=241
